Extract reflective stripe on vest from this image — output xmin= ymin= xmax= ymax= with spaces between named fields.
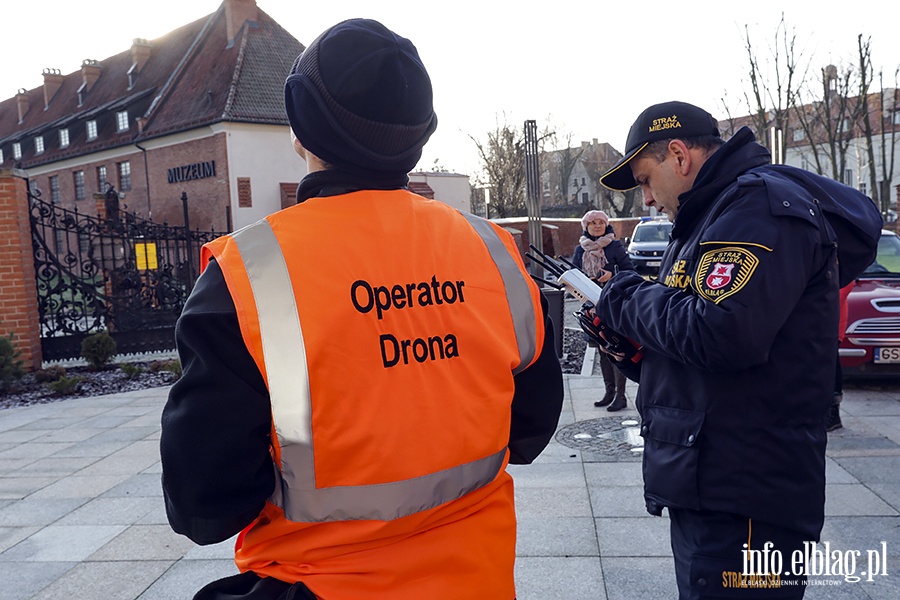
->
xmin=461 ymin=213 xmax=539 ymax=374
xmin=231 ymin=217 xmax=535 ymax=523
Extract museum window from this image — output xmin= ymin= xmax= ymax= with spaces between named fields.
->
xmin=86 ymin=120 xmax=98 ymax=141
xmin=60 ymin=128 xmax=70 ymax=148
xmin=13 ymin=142 xmax=22 ymax=159
xmin=35 ymin=136 xmax=44 ymax=154
xmin=97 ymin=165 xmax=107 ymax=192
xmin=118 ymin=161 xmax=132 ymax=191
xmin=116 ymin=111 xmax=129 ymax=132
xmin=74 ymin=170 xmax=85 ymax=201
xmin=49 ymin=175 xmax=60 ymax=203
xmin=0 ymin=149 xmax=4 ymax=163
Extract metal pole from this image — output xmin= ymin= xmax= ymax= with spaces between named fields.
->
xmin=524 ymin=119 xmax=543 ymax=279
xmin=181 ymin=191 xmax=194 ymax=282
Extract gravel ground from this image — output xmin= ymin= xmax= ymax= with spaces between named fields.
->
xmin=0 ymin=326 xmax=587 ymax=411
xmin=0 ymin=362 xmax=179 ymax=410
xmin=560 ymin=328 xmax=587 ymax=374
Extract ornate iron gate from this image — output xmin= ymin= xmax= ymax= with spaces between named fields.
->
xmin=29 ymin=187 xmax=224 ymax=361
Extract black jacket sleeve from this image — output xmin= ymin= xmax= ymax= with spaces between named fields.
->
xmin=508 ymin=291 xmax=564 ymax=464
xmin=160 ymin=260 xmax=274 ymax=545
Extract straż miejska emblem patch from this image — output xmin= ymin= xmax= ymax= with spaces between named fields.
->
xmin=693 ymin=246 xmax=759 ymax=304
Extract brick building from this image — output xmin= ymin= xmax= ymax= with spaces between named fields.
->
xmin=0 ymin=0 xmax=305 ymax=233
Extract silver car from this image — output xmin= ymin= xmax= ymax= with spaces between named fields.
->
xmin=626 ymin=219 xmax=673 ymax=278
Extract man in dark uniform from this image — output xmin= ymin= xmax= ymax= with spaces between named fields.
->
xmin=593 ymin=101 xmax=881 ymax=599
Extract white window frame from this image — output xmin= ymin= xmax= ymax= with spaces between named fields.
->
xmin=792 ymin=128 xmax=805 ymax=142
xmin=12 ymin=142 xmax=22 ymax=159
xmin=894 ymin=111 xmax=900 ymax=125
xmin=35 ymin=136 xmax=44 ymax=154
xmin=97 ymin=165 xmax=107 ymax=192
xmin=118 ymin=160 xmax=132 ymax=191
xmin=49 ymin=175 xmax=60 ymax=203
xmin=74 ymin=170 xmax=86 ymax=201
xmin=86 ymin=120 xmax=98 ymax=141
xmin=0 ymin=149 xmax=4 ymax=163
xmin=116 ymin=111 xmax=129 ymax=132
xmin=60 ymin=128 xmax=70 ymax=148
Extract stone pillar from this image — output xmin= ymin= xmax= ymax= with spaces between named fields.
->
xmin=0 ymin=169 xmax=42 ymax=370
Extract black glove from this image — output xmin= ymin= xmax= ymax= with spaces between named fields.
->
xmin=575 ymin=302 xmax=643 ymax=364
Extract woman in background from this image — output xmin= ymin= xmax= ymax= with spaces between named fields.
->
xmin=572 ymin=210 xmax=635 ymax=411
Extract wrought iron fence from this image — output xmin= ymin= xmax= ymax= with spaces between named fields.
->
xmin=29 ymin=188 xmax=224 ymax=361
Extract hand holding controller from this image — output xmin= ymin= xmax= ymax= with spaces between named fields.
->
xmin=575 ymin=302 xmax=643 ymax=364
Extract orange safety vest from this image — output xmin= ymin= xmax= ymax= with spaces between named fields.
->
xmin=201 ymin=189 xmax=545 ymax=599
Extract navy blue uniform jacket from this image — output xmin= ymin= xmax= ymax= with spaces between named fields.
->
xmin=596 ymin=127 xmax=881 ymax=538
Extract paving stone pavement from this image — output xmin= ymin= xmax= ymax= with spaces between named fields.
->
xmin=0 ymin=366 xmax=899 ymax=599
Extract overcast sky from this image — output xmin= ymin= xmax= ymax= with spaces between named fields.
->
xmin=2 ymin=0 xmax=898 ymax=177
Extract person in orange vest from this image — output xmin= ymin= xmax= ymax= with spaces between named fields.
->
xmin=160 ymin=18 xmax=564 ymax=600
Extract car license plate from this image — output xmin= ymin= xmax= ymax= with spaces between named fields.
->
xmin=875 ymin=347 xmax=900 ymax=363
xmin=647 ymin=261 xmax=660 ymax=267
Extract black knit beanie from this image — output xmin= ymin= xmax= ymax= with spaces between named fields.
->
xmin=284 ymin=18 xmax=438 ymax=180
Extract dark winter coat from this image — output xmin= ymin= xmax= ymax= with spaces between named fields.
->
xmin=596 ymin=127 xmax=881 ymax=538
xmin=571 ymin=225 xmax=636 ymax=277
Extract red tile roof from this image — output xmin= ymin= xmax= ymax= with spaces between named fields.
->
xmin=0 ymin=3 xmax=303 ymax=169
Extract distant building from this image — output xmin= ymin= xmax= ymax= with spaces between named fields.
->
xmin=722 ymin=72 xmax=900 ymax=221
xmin=540 ymin=139 xmax=642 ymax=218
xmin=409 ymin=171 xmax=471 ymax=213
xmin=0 ymin=0 xmax=305 ymax=232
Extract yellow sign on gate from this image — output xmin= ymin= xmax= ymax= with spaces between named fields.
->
xmin=134 ymin=241 xmax=158 ymax=270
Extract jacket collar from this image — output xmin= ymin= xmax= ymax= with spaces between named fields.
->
xmin=672 ymin=127 xmax=770 ymax=237
xmin=295 ymin=169 xmax=410 ymax=204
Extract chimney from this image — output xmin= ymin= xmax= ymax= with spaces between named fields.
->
xmin=225 ymin=0 xmax=258 ymax=45
xmin=80 ymin=59 xmax=102 ymax=93
xmin=824 ymin=64 xmax=838 ymax=98
xmin=131 ymin=39 xmax=152 ymax=73
xmin=16 ymin=88 xmax=29 ymax=123
xmin=42 ymin=68 xmax=64 ymax=109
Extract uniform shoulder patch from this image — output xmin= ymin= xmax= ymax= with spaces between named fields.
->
xmin=693 ymin=246 xmax=759 ymax=304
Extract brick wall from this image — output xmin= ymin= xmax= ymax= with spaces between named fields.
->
xmin=0 ymin=169 xmax=41 ymax=370
xmin=26 ymin=132 xmax=232 ymax=234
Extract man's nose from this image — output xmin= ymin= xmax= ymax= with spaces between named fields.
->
xmin=642 ymin=188 xmax=654 ymax=207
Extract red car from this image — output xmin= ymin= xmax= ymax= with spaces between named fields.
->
xmin=840 ymin=229 xmax=900 ymax=377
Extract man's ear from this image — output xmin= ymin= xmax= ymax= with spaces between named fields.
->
xmin=291 ymin=130 xmax=306 ymax=159
xmin=668 ymin=140 xmax=692 ymax=176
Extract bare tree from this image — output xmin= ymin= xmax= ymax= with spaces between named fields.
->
xmin=791 ymin=62 xmax=862 ymax=181
xmin=856 ymin=35 xmax=899 ymax=214
xmin=737 ymin=14 xmax=803 ymax=152
xmin=595 ymin=187 xmax=639 ymax=219
xmin=469 ymin=116 xmax=526 ymax=218
xmin=857 ymin=35 xmax=880 ymax=203
xmin=470 ymin=115 xmax=552 ymax=218
xmin=875 ymin=77 xmax=899 ymax=214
